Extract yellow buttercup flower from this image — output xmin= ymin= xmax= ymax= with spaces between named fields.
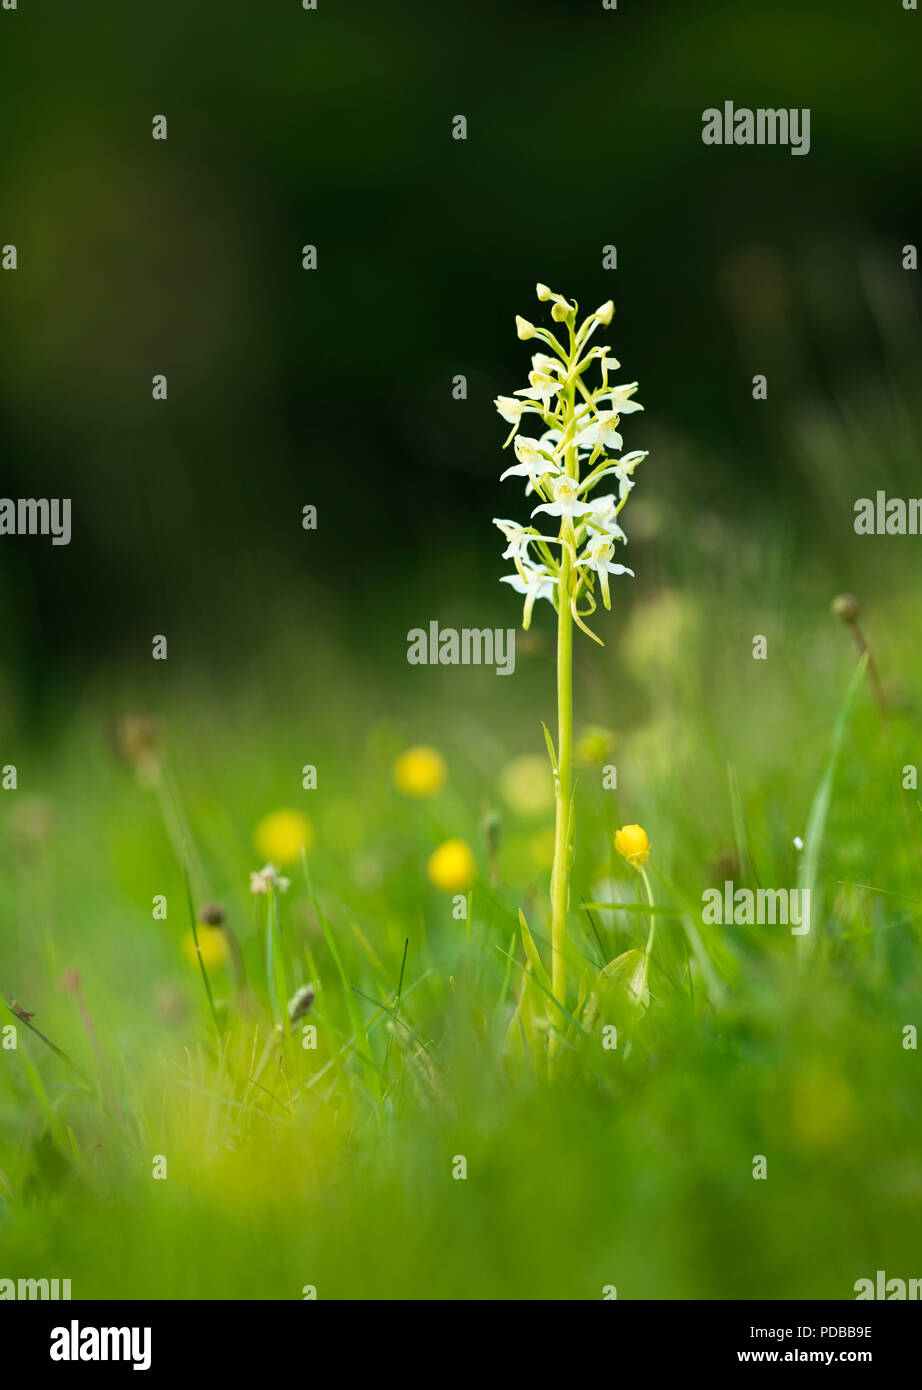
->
xmin=254 ymin=809 xmax=313 ymax=865
xmin=181 ymin=927 xmax=228 ymax=970
xmin=392 ymin=745 xmax=447 ymax=798
xmin=427 ymin=838 xmax=475 ymax=893
xmin=614 ymin=823 xmax=651 ymax=869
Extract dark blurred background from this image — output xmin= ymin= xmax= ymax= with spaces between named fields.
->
xmin=1 ymin=0 xmax=920 ymax=718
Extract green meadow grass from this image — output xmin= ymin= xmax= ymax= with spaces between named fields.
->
xmin=1 ymin=551 xmax=921 ymax=1300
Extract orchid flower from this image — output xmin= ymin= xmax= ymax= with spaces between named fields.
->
xmin=500 ymin=563 xmax=558 ymax=629
xmin=493 ymin=284 xmax=649 ymax=1051
xmin=576 ymin=536 xmax=634 ymax=609
xmin=531 ymin=472 xmax=596 ymax=522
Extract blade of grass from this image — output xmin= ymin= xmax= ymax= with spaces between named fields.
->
xmin=183 ymin=862 xmax=221 ymax=1035
xmin=495 ymin=945 xmax=589 ymax=1039
xmin=1 ymin=998 xmax=91 ymax=1086
xmin=798 ymin=653 xmax=868 ymax=954
xmin=381 ymin=937 xmax=409 ymax=1087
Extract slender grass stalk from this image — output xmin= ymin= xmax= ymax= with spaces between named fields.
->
xmin=264 ymin=883 xmax=287 ymax=1030
xmin=833 ymin=593 xmax=922 ymax=869
xmin=184 ymin=863 xmax=221 ymax=1036
xmin=1 ymin=996 xmax=91 ymax=1085
xmin=381 ymin=936 xmax=409 ymax=1089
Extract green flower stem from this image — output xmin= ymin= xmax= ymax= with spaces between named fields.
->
xmin=640 ymin=867 xmax=657 ymax=956
xmin=550 ymin=542 xmax=574 ymax=1054
xmin=265 ymin=885 xmax=285 ymax=1029
xmin=549 ymin=355 xmax=578 ymax=1064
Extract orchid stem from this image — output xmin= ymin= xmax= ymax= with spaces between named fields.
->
xmin=549 ymin=364 xmax=578 ymax=1071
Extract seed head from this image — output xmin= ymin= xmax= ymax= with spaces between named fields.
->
xmin=831 ymin=593 xmax=859 ymax=624
xmin=116 ymin=713 xmax=161 ymax=764
xmin=197 ymin=901 xmax=226 ymax=927
xmin=288 ymin=984 xmax=316 ymax=1026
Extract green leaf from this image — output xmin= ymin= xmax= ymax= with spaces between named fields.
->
xmin=518 ymin=909 xmax=552 ymax=995
xmin=496 ymin=946 xmax=589 ymax=1039
xmin=581 ymin=902 xmax=683 ymax=916
xmin=541 ymin=722 xmax=558 ymax=775
xmin=798 ymin=653 xmax=868 ymax=951
xmin=581 ymin=948 xmax=649 ymax=1031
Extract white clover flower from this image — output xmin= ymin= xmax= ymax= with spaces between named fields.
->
xmin=250 ymin=863 xmax=291 ymax=895
xmin=500 ymin=562 xmax=557 ymax=629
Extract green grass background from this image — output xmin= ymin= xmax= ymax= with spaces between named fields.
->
xmin=2 ymin=533 xmax=921 ymax=1299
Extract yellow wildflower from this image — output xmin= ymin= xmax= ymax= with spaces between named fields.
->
xmin=614 ymin=823 xmax=651 ymax=870
xmin=392 ymin=745 xmax=447 ymax=798
xmin=427 ymin=838 xmax=475 ymax=893
xmin=254 ymin=809 xmax=313 ymax=865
